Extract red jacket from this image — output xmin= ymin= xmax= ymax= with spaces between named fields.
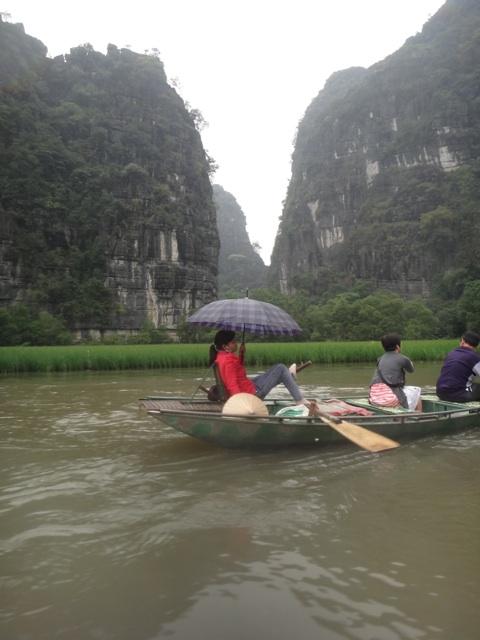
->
xmin=216 ymin=351 xmax=256 ymax=396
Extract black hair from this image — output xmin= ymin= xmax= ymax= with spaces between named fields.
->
xmin=208 ymin=329 xmax=236 ymax=365
xmin=462 ymin=331 xmax=480 ymax=348
xmin=381 ymin=333 xmax=402 ymax=352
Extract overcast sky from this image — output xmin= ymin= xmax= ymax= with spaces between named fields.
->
xmin=8 ymin=0 xmax=446 ymax=263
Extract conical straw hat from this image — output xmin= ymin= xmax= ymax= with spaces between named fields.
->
xmin=222 ymin=393 xmax=269 ymax=416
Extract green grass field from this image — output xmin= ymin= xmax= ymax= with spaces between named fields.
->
xmin=0 ymin=340 xmax=459 ymax=374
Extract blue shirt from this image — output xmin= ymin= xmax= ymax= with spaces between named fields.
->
xmin=436 ymin=346 xmax=480 ymax=399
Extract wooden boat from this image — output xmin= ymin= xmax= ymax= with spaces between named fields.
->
xmin=138 ymin=393 xmax=480 ymax=450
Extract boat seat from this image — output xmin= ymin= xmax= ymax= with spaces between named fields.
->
xmin=343 ymin=397 xmax=417 ymax=415
xmin=213 ymin=363 xmax=230 ymax=402
xmin=194 ymin=362 xmax=229 ymax=404
xmin=420 ymin=393 xmax=480 ymax=409
xmin=197 ymin=363 xmax=230 ymax=403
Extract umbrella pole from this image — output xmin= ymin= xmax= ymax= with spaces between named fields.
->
xmin=243 ymin=290 xmax=248 ymax=344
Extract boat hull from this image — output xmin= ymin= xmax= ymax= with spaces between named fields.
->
xmin=139 ymin=395 xmax=480 ymax=449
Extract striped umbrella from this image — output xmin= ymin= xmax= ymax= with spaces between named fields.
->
xmin=186 ymin=297 xmax=302 ymax=337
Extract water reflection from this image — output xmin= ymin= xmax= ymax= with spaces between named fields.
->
xmin=0 ymin=366 xmax=478 ymax=639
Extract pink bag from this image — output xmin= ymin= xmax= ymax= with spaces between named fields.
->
xmin=369 ymin=382 xmax=401 ymax=407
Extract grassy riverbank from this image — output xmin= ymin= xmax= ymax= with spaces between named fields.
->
xmin=0 ymin=340 xmax=459 ymax=374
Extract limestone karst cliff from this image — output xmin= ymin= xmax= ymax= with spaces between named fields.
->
xmin=269 ymin=0 xmax=480 ymax=299
xmin=213 ymin=185 xmax=267 ymax=295
xmin=0 ymin=17 xmax=219 ymax=337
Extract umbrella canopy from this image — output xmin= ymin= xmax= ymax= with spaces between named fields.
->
xmin=186 ymin=297 xmax=302 ymax=336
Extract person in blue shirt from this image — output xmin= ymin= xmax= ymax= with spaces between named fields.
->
xmin=436 ymin=331 xmax=480 ymax=402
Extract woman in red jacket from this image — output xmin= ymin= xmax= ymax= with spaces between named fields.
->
xmin=209 ymin=329 xmax=310 ymax=406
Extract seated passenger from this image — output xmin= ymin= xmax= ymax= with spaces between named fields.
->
xmin=209 ymin=329 xmax=310 ymax=406
xmin=369 ymin=333 xmax=422 ymax=410
xmin=436 ymin=331 xmax=480 ymax=402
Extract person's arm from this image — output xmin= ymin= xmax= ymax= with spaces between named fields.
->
xmin=402 ymin=355 xmax=414 ymax=373
xmin=473 ymin=361 xmax=480 ymax=378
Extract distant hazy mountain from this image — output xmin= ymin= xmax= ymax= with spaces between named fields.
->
xmin=213 ymin=185 xmax=267 ymax=296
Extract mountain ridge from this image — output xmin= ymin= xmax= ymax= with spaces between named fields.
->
xmin=269 ymin=0 xmax=480 ymax=299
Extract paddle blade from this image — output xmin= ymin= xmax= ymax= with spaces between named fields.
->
xmin=311 ymin=404 xmax=400 ymax=453
xmin=325 ymin=416 xmax=400 ymax=452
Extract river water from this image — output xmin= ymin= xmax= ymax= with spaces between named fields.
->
xmin=1 ymin=363 xmax=479 ymax=640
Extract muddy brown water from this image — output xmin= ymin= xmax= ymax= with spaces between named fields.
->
xmin=1 ymin=363 xmax=479 ymax=639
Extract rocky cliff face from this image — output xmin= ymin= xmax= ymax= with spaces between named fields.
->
xmin=213 ymin=185 xmax=267 ymax=295
xmin=269 ymin=0 xmax=480 ymax=298
xmin=0 ymin=18 xmax=219 ymax=337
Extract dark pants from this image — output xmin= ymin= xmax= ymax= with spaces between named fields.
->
xmin=251 ymin=364 xmax=302 ymax=402
xmin=437 ymin=382 xmax=480 ymax=402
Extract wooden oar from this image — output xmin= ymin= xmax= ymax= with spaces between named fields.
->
xmin=289 ymin=360 xmax=312 ymax=380
xmin=296 ymin=360 xmax=312 ymax=373
xmin=308 ymin=400 xmax=400 ymax=453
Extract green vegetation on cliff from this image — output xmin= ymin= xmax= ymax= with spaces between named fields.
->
xmin=0 ymin=18 xmax=218 ymax=336
xmin=270 ymin=0 xmax=480 ymax=311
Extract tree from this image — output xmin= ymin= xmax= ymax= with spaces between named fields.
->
xmin=306 ymin=291 xmax=440 ymax=341
xmin=0 ymin=305 xmax=71 ymax=346
xmin=419 ymin=206 xmax=456 ymax=257
xmin=403 ymin=297 xmax=439 ymax=339
xmin=30 ymin=311 xmax=72 ymax=345
xmin=135 ymin=321 xmax=173 ymax=344
xmin=186 ymin=105 xmax=209 ymax=133
xmin=457 ymin=280 xmax=480 ymax=331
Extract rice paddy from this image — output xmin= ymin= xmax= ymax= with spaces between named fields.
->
xmin=0 ymin=340 xmax=459 ymax=374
